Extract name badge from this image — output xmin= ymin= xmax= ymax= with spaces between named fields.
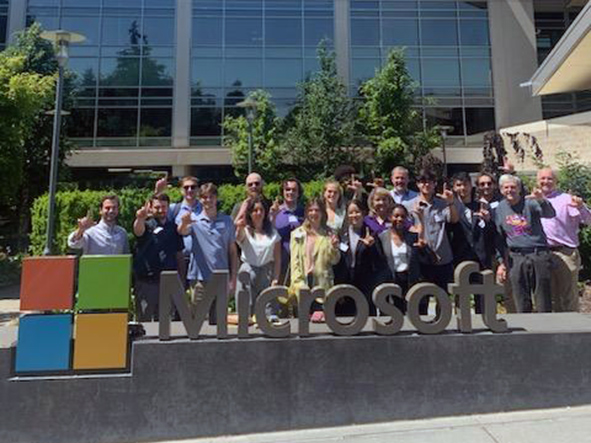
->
xmin=339 ymin=242 xmax=350 ymax=253
xmin=478 ymin=219 xmax=486 ymax=229
xmin=434 ymin=213 xmax=445 ymax=223
xmin=153 ymin=226 xmax=164 ymax=235
xmin=288 ymin=215 xmax=299 ymax=223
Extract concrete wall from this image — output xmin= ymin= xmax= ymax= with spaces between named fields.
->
xmin=501 ymin=110 xmax=591 ymax=170
xmin=3 ymin=314 xmax=591 ymax=443
xmin=489 ymin=0 xmax=543 ymax=128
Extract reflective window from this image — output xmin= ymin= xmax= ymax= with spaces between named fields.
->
xmin=102 ymin=16 xmax=142 ymax=46
xmin=421 ymin=59 xmax=460 ymax=87
xmin=382 ymin=19 xmax=418 ymax=46
xmin=193 ymin=17 xmax=223 ymax=45
xmin=140 ymin=108 xmax=172 ymax=136
xmin=460 ymin=20 xmax=489 ymax=46
xmin=266 ymin=18 xmax=302 ymax=45
xmin=97 ymin=108 xmax=139 ymax=137
xmin=421 ymin=20 xmax=458 ymax=46
xmin=143 ymin=17 xmax=175 ymax=46
xmin=351 ymin=19 xmax=380 ymax=46
xmin=191 ymin=107 xmax=222 ymax=136
xmin=425 ymin=108 xmax=463 ymax=136
xmin=225 ymin=59 xmax=263 ymax=87
xmin=225 ymin=18 xmax=263 ymax=45
xmin=465 ymin=107 xmax=495 ymax=135
xmin=68 ymin=108 xmax=96 ymax=138
xmin=461 ymin=59 xmax=491 ymax=87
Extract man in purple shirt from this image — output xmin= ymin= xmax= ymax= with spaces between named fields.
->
xmin=538 ymin=168 xmax=591 ymax=311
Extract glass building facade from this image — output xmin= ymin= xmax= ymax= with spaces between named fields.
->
xmin=20 ymin=0 xmax=495 ymax=151
xmin=26 ymin=0 xmax=176 ymax=148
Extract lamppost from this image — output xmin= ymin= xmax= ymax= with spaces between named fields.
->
xmin=40 ymin=30 xmax=85 ymax=255
xmin=439 ymin=125 xmax=454 ymax=179
xmin=236 ymin=97 xmax=258 ymax=174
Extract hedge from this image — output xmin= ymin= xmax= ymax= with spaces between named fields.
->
xmin=30 ymin=181 xmax=325 ymax=255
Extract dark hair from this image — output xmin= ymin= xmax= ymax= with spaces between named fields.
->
xmin=452 ymin=172 xmax=471 ymax=184
xmin=347 ymin=198 xmax=368 ymax=215
xmin=100 ymin=194 xmax=120 ymax=210
xmin=245 ymin=196 xmax=273 ymax=235
xmin=392 ymin=203 xmax=409 ymax=216
xmin=333 ymin=165 xmax=357 ymax=183
xmin=282 ymin=177 xmax=303 ymax=200
xmin=303 ymin=196 xmax=328 ymax=234
xmin=416 ymin=169 xmax=437 ymax=183
xmin=476 ymin=172 xmax=495 ymax=185
xmin=150 ymin=193 xmax=170 ymax=204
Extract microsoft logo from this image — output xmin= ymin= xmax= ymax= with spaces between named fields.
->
xmin=15 ymin=255 xmax=131 ymax=374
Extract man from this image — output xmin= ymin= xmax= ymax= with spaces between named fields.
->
xmin=334 ymin=164 xmax=366 ymax=204
xmin=68 ymin=195 xmax=129 ymax=255
xmin=476 ymin=172 xmax=500 ymax=210
xmin=390 ymin=166 xmax=418 ymax=207
xmin=232 ymin=172 xmax=267 ymax=223
xmin=133 ymin=194 xmax=185 ymax=321
xmin=496 ymin=174 xmax=556 ymax=313
xmin=178 ymin=183 xmax=238 ymax=321
xmin=449 ymin=172 xmax=495 ymax=313
xmin=410 ymin=170 xmax=459 ymax=313
xmin=537 ymin=168 xmax=591 ymax=312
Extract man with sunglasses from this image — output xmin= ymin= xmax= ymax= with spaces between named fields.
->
xmin=232 ymin=172 xmax=269 ymax=224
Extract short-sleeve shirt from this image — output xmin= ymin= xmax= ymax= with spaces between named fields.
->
xmin=495 ymin=198 xmax=553 ymax=249
xmin=275 ymin=205 xmax=304 ymax=256
xmin=186 ymin=211 xmax=235 ymax=282
xmin=172 ymin=200 xmax=202 ymax=256
xmin=409 ymin=197 xmax=453 ymax=265
xmin=134 ymin=218 xmax=184 ymax=279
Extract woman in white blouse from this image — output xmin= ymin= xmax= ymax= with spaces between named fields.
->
xmin=235 ymin=196 xmax=281 ymax=320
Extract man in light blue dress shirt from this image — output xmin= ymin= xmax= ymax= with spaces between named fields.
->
xmin=67 ymin=194 xmax=129 ymax=255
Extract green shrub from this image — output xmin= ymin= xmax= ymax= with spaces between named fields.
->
xmin=29 ymin=181 xmax=326 ymax=255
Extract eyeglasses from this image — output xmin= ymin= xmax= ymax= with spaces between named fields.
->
xmin=183 ymin=185 xmax=197 ymax=190
xmin=247 ymin=181 xmax=261 ymax=187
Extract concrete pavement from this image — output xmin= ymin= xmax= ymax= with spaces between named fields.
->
xmin=164 ymin=405 xmax=591 ymax=443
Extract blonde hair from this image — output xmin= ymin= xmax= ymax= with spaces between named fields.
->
xmin=367 ymin=187 xmax=394 ymax=216
xmin=323 ymin=180 xmax=344 ymax=208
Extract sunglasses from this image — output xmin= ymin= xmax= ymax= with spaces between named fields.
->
xmin=183 ymin=185 xmax=197 ymax=190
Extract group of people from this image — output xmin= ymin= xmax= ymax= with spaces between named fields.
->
xmin=66 ymin=163 xmax=591 ymax=323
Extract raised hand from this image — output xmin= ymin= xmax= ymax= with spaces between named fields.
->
xmin=569 ymin=195 xmax=584 ymax=209
xmin=270 ymin=196 xmax=281 ymax=214
xmin=330 ymin=234 xmax=339 ymax=249
xmin=154 ymin=175 xmax=168 ymax=194
xmin=77 ymin=209 xmax=95 ymax=232
xmin=475 ymin=208 xmax=491 ymax=223
xmin=180 ymin=211 xmax=193 ymax=226
xmin=436 ymin=183 xmax=454 ymax=205
xmin=526 ymin=188 xmax=544 ymax=201
xmin=136 ymin=201 xmax=150 ymax=220
xmin=360 ymin=231 xmax=375 ymax=247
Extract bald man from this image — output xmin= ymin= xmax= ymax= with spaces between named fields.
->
xmin=232 ymin=172 xmax=268 ymax=223
xmin=537 ymin=168 xmax=591 ymax=312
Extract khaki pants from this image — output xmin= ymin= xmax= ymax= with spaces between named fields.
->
xmin=550 ymin=247 xmax=581 ymax=312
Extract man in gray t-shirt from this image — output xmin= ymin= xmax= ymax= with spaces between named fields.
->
xmin=409 ymin=170 xmax=459 ymax=314
xmin=496 ymin=174 xmax=556 ymax=313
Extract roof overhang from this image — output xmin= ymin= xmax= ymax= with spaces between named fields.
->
xmin=529 ymin=0 xmax=591 ymax=96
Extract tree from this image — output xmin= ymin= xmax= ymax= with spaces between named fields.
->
xmin=359 ymin=49 xmax=439 ymax=176
xmin=0 ymin=24 xmax=55 ymax=212
xmin=223 ymin=89 xmax=283 ymax=181
xmin=282 ymin=42 xmax=356 ymax=180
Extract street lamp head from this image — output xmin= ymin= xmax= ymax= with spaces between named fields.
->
xmin=40 ymin=30 xmax=86 ymax=67
xmin=236 ymin=96 xmax=258 ymax=122
xmin=439 ymin=125 xmax=455 ymax=138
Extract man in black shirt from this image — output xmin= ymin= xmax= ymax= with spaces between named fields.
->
xmin=133 ymin=193 xmax=185 ymax=321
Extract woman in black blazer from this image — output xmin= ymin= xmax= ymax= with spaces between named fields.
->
xmin=377 ymin=204 xmax=426 ymax=313
xmin=333 ymin=199 xmax=383 ymax=315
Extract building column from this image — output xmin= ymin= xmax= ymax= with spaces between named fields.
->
xmin=488 ymin=0 xmax=543 ymax=128
xmin=7 ymin=0 xmax=27 ymax=44
xmin=172 ymin=0 xmax=192 ymax=148
xmin=334 ymin=0 xmax=350 ymax=86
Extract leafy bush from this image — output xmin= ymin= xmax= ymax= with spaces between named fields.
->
xmin=30 ymin=181 xmax=326 ymax=255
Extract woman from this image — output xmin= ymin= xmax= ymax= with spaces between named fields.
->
xmin=334 ymin=199 xmax=382 ymax=315
xmin=289 ymin=197 xmax=340 ymax=322
xmin=365 ymin=187 xmax=394 ymax=237
xmin=378 ymin=204 xmax=425 ymax=313
xmin=274 ymin=178 xmax=305 ymax=284
xmin=236 ymin=196 xmax=281 ymax=321
xmin=323 ymin=180 xmax=346 ymax=234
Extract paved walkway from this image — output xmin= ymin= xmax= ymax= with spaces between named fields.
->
xmin=161 ymin=405 xmax=591 ymax=443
